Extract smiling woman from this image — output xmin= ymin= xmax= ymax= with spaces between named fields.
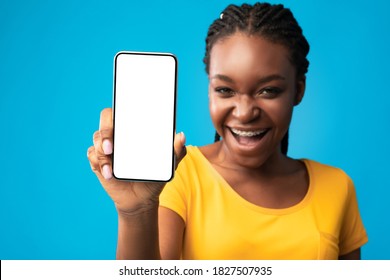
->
xmin=87 ymin=2 xmax=368 ymax=260
xmin=206 ymin=34 xmax=303 ymax=169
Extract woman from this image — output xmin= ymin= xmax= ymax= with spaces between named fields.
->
xmin=87 ymin=2 xmax=367 ymax=260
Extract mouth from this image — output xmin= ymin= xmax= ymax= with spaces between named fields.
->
xmin=229 ymin=127 xmax=270 ymax=147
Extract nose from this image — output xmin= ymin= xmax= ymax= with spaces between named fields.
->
xmin=232 ymin=95 xmax=260 ymax=123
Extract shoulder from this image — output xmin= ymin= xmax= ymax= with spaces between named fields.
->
xmin=303 ymin=159 xmax=354 ymax=200
xmin=161 ymin=145 xmax=216 ymax=216
xmin=178 ymin=143 xmax=221 ymax=170
xmin=304 ymin=159 xmax=352 ymax=183
xmin=171 ymin=145 xmax=210 ymax=182
xmin=177 ymin=145 xmax=202 ymax=168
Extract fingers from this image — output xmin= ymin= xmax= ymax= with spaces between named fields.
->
xmin=87 ymin=145 xmax=110 ymax=181
xmin=174 ymin=132 xmax=187 ymax=168
xmin=89 ymin=132 xmax=113 ymax=180
xmin=99 ymin=108 xmax=113 ymax=131
xmin=87 ymin=146 xmax=99 ymax=173
xmin=90 ymin=108 xmax=184 ymax=181
xmin=98 ymin=108 xmax=113 ymax=179
xmin=91 ymin=130 xmax=113 ymax=180
xmin=87 ymin=108 xmax=114 ymax=181
xmin=99 ymin=108 xmax=113 ymax=155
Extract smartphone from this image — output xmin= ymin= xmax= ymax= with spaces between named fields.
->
xmin=112 ymin=51 xmax=177 ymax=182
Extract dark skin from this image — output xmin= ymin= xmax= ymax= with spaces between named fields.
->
xmin=88 ymin=32 xmax=360 ymax=259
xmin=204 ymin=33 xmax=308 ymax=210
xmin=202 ymin=32 xmax=360 ymax=259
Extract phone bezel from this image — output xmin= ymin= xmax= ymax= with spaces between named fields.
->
xmin=112 ymin=51 xmax=178 ymax=182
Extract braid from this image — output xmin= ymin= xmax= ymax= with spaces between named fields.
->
xmin=214 ymin=131 xmax=221 ymax=142
xmin=281 ymin=130 xmax=289 ymax=155
xmin=206 ymin=2 xmax=309 ymax=155
xmin=205 ymin=3 xmax=309 ymax=77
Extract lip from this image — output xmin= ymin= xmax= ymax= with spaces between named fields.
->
xmin=227 ymin=126 xmax=271 ymax=151
xmin=229 ymin=127 xmax=268 ymax=135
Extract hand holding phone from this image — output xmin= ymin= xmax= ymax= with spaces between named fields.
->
xmin=112 ymin=52 xmax=178 ymax=182
xmin=88 ymin=108 xmax=186 ymax=214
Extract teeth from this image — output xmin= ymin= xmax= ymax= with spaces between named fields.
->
xmin=231 ymin=128 xmax=267 ymax=137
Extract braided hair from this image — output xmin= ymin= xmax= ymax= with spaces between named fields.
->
xmin=204 ymin=3 xmax=310 ymax=155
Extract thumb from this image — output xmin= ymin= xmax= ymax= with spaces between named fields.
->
xmin=174 ymin=132 xmax=187 ymax=168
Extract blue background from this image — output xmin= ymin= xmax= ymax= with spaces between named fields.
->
xmin=0 ymin=0 xmax=389 ymax=260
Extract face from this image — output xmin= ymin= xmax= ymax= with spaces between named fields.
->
xmin=208 ymin=32 xmax=305 ymax=168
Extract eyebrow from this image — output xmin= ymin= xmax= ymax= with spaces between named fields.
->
xmin=210 ymin=74 xmax=286 ymax=84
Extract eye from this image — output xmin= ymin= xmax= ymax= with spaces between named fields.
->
xmin=257 ymin=87 xmax=282 ymax=98
xmin=215 ymin=87 xmax=235 ymax=97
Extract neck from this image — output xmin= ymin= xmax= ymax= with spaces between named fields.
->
xmin=212 ymin=140 xmax=291 ymax=177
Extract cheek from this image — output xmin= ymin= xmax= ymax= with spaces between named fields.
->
xmin=209 ymin=96 xmax=221 ymax=126
xmin=209 ymin=95 xmax=231 ymax=132
xmin=263 ymin=100 xmax=294 ymax=131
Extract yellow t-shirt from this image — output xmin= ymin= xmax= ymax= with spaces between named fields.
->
xmin=160 ymin=146 xmax=368 ymax=259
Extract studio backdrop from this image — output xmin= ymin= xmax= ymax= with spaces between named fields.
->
xmin=0 ymin=0 xmax=389 ymax=259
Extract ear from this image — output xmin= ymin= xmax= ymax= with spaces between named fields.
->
xmin=294 ymin=76 xmax=306 ymax=106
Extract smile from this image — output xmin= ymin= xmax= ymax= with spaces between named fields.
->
xmin=230 ymin=127 xmax=268 ymax=137
xmin=228 ymin=127 xmax=270 ymax=148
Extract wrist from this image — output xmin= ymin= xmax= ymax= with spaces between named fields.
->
xmin=116 ymin=201 xmax=159 ymax=218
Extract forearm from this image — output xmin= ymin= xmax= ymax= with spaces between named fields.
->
xmin=116 ymin=205 xmax=161 ymax=260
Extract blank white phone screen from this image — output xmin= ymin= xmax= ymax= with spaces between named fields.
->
xmin=113 ymin=52 xmax=177 ymax=181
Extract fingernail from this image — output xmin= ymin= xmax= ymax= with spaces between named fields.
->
xmin=180 ymin=132 xmax=186 ymax=145
xmin=103 ymin=139 xmax=112 ymax=155
xmin=102 ymin=165 xmax=112 ymax=180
